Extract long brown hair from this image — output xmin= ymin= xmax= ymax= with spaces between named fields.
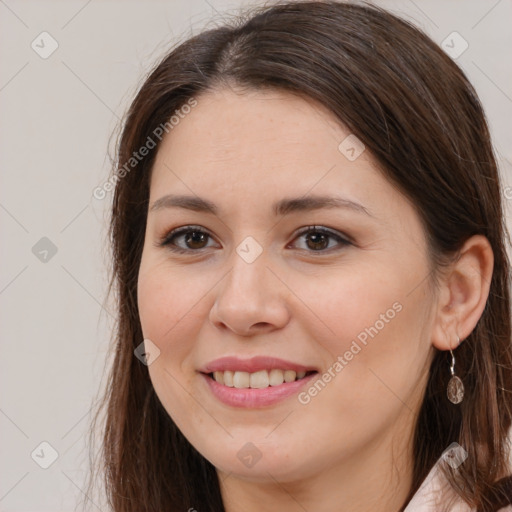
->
xmin=84 ymin=1 xmax=512 ymax=510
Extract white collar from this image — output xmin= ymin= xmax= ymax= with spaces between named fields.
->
xmin=405 ymin=428 xmax=512 ymax=512
xmin=404 ymin=457 xmax=472 ymax=511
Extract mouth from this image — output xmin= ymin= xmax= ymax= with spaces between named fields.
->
xmin=199 ymin=356 xmax=319 ymax=407
xmin=205 ymin=369 xmax=317 ymax=388
xmin=199 ymin=356 xmax=319 ymax=408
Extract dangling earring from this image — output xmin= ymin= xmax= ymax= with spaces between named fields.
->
xmin=447 ymin=336 xmax=464 ymax=404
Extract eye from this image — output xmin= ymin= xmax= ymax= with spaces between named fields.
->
xmin=156 ymin=224 xmax=351 ymax=255
xmin=289 ymin=225 xmax=351 ymax=253
xmin=157 ymin=225 xmax=218 ymax=253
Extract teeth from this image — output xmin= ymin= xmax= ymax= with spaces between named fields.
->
xmin=211 ymin=369 xmax=310 ymax=388
xmin=284 ymin=370 xmax=296 ymax=382
xmin=250 ymin=370 xmax=269 ymax=389
xmin=269 ymin=369 xmax=285 ymax=386
xmin=223 ymin=370 xmax=234 ymax=387
xmin=233 ymin=371 xmax=250 ymax=388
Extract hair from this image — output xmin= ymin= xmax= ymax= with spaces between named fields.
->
xmin=84 ymin=1 xmax=512 ymax=511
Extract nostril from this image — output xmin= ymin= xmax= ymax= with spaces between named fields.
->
xmin=253 ymin=322 xmax=270 ymax=328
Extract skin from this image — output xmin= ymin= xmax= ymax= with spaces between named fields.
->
xmin=137 ymin=86 xmax=493 ymax=512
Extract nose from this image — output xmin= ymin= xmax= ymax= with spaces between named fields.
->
xmin=208 ymin=248 xmax=291 ymax=337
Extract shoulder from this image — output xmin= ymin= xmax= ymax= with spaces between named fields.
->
xmin=404 ymin=464 xmax=471 ymax=512
xmin=405 ymin=426 xmax=512 ymax=512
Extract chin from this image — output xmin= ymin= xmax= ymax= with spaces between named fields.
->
xmin=203 ymin=440 xmax=320 ymax=483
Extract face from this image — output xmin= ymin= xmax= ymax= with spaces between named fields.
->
xmin=137 ymin=87 xmax=437 ymax=484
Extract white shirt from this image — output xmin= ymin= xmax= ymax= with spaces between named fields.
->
xmin=405 ymin=428 xmax=512 ymax=511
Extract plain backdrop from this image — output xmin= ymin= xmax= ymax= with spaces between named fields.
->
xmin=1 ymin=0 xmax=511 ymax=510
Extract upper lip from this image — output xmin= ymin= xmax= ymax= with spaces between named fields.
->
xmin=200 ymin=356 xmax=318 ymax=374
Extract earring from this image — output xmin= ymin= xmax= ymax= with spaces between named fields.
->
xmin=447 ymin=336 xmax=464 ymax=404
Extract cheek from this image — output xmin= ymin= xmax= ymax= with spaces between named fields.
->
xmin=137 ymin=263 xmax=212 ymax=433
xmin=305 ymin=264 xmax=406 ymax=351
xmin=137 ymin=262 xmax=206 ymax=423
xmin=303 ymin=262 xmax=430 ymax=413
xmin=137 ymin=260 xmax=209 ymax=354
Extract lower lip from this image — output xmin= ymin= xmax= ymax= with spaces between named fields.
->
xmin=201 ymin=372 xmax=317 ymax=408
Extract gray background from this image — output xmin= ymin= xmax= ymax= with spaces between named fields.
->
xmin=1 ymin=0 xmax=511 ymax=510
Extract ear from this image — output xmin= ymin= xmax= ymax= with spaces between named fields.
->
xmin=431 ymin=235 xmax=494 ymax=350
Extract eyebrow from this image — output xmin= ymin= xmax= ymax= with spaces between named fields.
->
xmin=149 ymin=194 xmax=372 ymax=217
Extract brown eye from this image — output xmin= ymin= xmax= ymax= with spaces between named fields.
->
xmin=183 ymin=230 xmax=209 ymax=249
xmin=305 ymin=232 xmax=330 ymax=251
xmin=291 ymin=226 xmax=351 ymax=253
xmin=158 ymin=226 xmax=217 ymax=253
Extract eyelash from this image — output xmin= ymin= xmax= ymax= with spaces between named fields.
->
xmin=156 ymin=224 xmax=352 ymax=255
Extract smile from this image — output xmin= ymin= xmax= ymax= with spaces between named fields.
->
xmin=199 ymin=355 xmax=319 ymax=407
xmin=209 ymin=369 xmax=315 ymax=388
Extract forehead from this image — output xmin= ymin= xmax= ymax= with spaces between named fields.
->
xmin=149 ymin=87 xmax=380 ymax=200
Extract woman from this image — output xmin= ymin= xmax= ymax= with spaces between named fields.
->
xmin=87 ymin=1 xmax=512 ymax=510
